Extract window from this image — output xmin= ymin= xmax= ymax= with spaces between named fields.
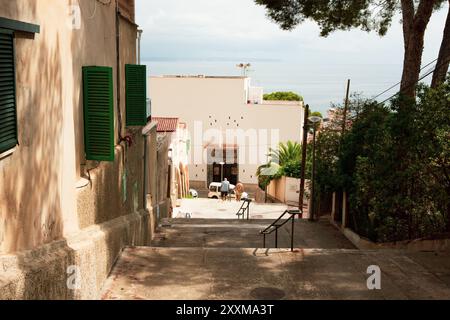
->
xmin=0 ymin=29 xmax=18 ymax=154
xmin=83 ymin=66 xmax=114 ymax=162
xmin=125 ymin=64 xmax=147 ymax=126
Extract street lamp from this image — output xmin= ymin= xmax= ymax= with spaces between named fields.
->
xmin=219 ymin=161 xmax=225 ymax=181
xmin=308 ymin=116 xmax=322 ymax=221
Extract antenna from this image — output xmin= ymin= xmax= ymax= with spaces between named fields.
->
xmin=236 ymin=63 xmax=252 ymax=77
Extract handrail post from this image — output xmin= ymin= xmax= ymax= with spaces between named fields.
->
xmin=247 ymin=202 xmax=250 ymax=220
xmin=275 ymin=228 xmax=278 ymax=248
xmin=291 ymin=215 xmax=295 ymax=252
xmin=263 ymin=233 xmax=266 ymax=248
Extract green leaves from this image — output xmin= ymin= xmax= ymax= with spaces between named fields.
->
xmin=315 ymin=79 xmax=450 ymax=242
xmin=263 ymin=91 xmax=303 ymax=101
xmin=256 ymin=140 xmax=311 ymax=188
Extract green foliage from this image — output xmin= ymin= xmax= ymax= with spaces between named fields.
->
xmin=310 ymin=111 xmax=323 ymax=118
xmin=268 ymin=141 xmax=301 ymax=166
xmin=314 ymin=80 xmax=450 ymax=242
xmin=263 ymin=91 xmax=303 ymax=101
xmin=255 ymin=0 xmax=446 ymax=36
xmin=256 ymin=141 xmax=312 ymax=189
xmin=279 ymin=159 xmax=301 ymax=178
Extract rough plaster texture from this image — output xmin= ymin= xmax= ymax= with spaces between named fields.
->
xmin=0 ymin=0 xmax=155 ymax=300
xmin=0 ymin=210 xmax=152 ymax=300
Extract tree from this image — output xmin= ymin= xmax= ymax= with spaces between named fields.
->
xmin=314 ymin=80 xmax=450 ymax=242
xmin=268 ymin=141 xmax=301 ymax=165
xmin=432 ymin=1 xmax=450 ymax=88
xmin=255 ymin=0 xmax=447 ymax=99
xmin=263 ymin=91 xmax=303 ymax=101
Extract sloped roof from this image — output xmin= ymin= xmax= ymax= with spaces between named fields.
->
xmin=152 ymin=117 xmax=179 ymax=132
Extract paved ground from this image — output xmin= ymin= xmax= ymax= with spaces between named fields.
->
xmin=173 ymin=198 xmax=291 ymax=220
xmin=102 ymin=247 xmax=450 ymax=300
xmin=152 ymin=218 xmax=356 ymax=249
xmin=101 ymin=201 xmax=450 ymax=300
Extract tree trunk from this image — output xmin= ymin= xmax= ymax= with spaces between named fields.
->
xmin=432 ymin=1 xmax=450 ymax=88
xmin=400 ymin=0 xmax=436 ymax=99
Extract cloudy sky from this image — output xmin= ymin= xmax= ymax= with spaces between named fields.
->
xmin=136 ymin=0 xmax=447 ymax=64
xmin=135 ymin=1 xmax=448 ymax=111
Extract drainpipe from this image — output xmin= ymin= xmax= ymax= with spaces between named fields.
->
xmin=143 ymin=134 xmax=147 ymax=210
xmin=137 ymin=29 xmax=143 ymax=65
xmin=115 ymin=0 xmax=122 ymax=142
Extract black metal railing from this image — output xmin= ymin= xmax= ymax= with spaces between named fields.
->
xmin=260 ymin=210 xmax=301 ymax=252
xmin=236 ymin=199 xmax=252 ymax=220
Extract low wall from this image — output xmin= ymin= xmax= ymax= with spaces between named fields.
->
xmin=190 ymin=180 xmax=207 ymax=190
xmin=0 ymin=209 xmax=153 ymax=300
xmin=331 ymin=220 xmax=450 ymax=252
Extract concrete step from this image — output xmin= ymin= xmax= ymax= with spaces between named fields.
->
xmin=152 ymin=218 xmax=356 ymax=249
xmin=101 ymin=247 xmax=450 ymax=300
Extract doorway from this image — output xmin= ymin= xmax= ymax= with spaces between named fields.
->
xmin=212 ymin=163 xmax=239 ymax=185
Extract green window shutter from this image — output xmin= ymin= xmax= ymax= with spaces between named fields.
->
xmin=125 ymin=64 xmax=147 ymax=126
xmin=0 ymin=29 xmax=18 ymax=154
xmin=82 ymin=66 xmax=114 ymax=162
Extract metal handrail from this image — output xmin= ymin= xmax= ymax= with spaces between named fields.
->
xmin=236 ymin=198 xmax=252 ymax=220
xmin=260 ymin=210 xmax=301 ymax=252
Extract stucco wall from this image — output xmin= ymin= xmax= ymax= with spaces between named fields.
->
xmin=149 ymin=76 xmax=304 ymax=186
xmin=0 ymin=0 xmax=153 ymax=299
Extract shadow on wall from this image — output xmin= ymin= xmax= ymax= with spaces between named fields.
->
xmin=1 ymin=1 xmax=64 ymax=255
xmin=71 ymin=0 xmax=144 ymax=228
xmin=0 ymin=0 xmax=79 ymax=300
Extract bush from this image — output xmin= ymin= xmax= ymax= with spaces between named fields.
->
xmin=315 ymin=80 xmax=450 ymax=242
xmin=263 ymin=91 xmax=303 ymax=102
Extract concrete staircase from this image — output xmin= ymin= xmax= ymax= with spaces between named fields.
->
xmin=101 ymin=217 xmax=450 ymax=300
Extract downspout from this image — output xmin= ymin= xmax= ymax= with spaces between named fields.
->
xmin=137 ymin=29 xmax=143 ymax=65
xmin=143 ymin=134 xmax=147 ymax=210
xmin=115 ymin=0 xmax=122 ymax=142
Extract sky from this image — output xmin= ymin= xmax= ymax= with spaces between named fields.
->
xmin=136 ymin=0 xmax=447 ymax=64
xmin=135 ymin=0 xmax=448 ymax=111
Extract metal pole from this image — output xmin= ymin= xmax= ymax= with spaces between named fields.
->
xmin=275 ymin=228 xmax=278 ymax=248
xmin=137 ymin=29 xmax=143 ymax=64
xmin=310 ymin=126 xmax=317 ymax=221
xmin=299 ymin=105 xmax=310 ymax=215
xmin=291 ymin=216 xmax=295 ymax=252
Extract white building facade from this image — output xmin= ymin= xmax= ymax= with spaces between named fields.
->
xmin=149 ymin=76 xmax=304 ymax=191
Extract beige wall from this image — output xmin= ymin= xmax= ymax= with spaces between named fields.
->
xmin=0 ymin=0 xmax=144 ymax=254
xmin=0 ymin=0 xmax=153 ymax=299
xmin=149 ymin=76 xmax=304 ymax=187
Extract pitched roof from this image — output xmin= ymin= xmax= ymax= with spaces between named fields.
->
xmin=152 ymin=117 xmax=179 ymax=132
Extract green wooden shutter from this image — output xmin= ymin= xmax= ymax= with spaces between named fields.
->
xmin=82 ymin=66 xmax=114 ymax=162
xmin=0 ymin=29 xmax=18 ymax=154
xmin=125 ymin=64 xmax=147 ymax=126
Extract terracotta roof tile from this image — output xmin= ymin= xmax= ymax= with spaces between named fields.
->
xmin=152 ymin=117 xmax=179 ymax=132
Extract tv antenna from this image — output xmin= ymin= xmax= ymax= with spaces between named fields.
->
xmin=236 ymin=63 xmax=252 ymax=77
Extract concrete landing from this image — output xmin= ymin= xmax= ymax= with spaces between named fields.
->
xmin=151 ymin=218 xmax=356 ymax=249
xmin=101 ymin=247 xmax=450 ymax=300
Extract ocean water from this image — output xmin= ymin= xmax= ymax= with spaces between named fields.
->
xmin=143 ymin=60 xmax=407 ymax=114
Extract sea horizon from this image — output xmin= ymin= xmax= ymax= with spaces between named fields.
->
xmin=143 ymin=58 xmax=433 ymax=114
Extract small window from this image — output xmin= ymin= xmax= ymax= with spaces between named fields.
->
xmin=0 ymin=29 xmax=18 ymax=154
